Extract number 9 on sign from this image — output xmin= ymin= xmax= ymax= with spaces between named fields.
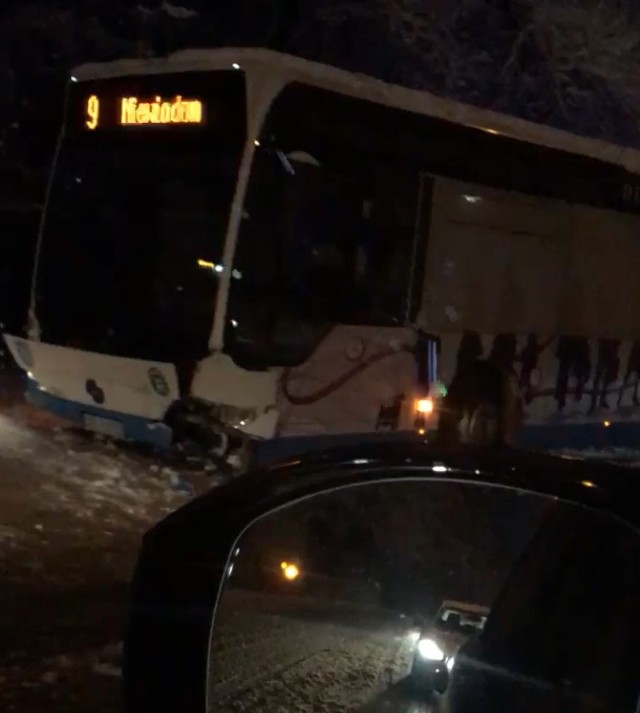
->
xmin=86 ymin=95 xmax=100 ymax=130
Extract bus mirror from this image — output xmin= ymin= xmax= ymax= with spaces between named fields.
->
xmin=286 ymin=150 xmax=321 ymax=167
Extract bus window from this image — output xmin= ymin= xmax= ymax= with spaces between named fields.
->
xmin=227 ymin=83 xmax=422 ymax=368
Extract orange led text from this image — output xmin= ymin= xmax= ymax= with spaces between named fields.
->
xmin=120 ymin=96 xmax=204 ymax=126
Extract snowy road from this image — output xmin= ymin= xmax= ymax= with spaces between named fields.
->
xmin=0 ymin=373 xmax=193 ymax=712
xmin=209 ymin=590 xmax=442 ymax=713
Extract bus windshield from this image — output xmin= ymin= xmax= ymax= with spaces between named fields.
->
xmin=36 ymin=70 xmax=246 ymax=364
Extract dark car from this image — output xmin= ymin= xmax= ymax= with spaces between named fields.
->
xmin=410 ymin=599 xmax=489 ymax=692
xmin=447 ymin=495 xmax=640 ymax=713
xmin=122 ymin=436 xmax=640 ymax=713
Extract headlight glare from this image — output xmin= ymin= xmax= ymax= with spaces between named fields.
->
xmin=446 ymin=655 xmax=456 ymax=671
xmin=417 ymin=638 xmax=444 ymax=661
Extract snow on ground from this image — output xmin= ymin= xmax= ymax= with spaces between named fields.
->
xmin=0 ymin=372 xmax=200 ymax=712
xmin=552 ymin=447 xmax=640 ymax=466
xmin=209 ymin=590 xmax=433 ymax=713
xmin=0 ymin=386 xmax=434 ymax=713
xmin=548 ymin=447 xmax=640 ymax=479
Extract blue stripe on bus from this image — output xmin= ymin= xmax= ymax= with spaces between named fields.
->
xmin=519 ymin=421 xmax=640 ymax=452
xmin=23 ymin=377 xmax=640 ymax=460
xmin=253 ymin=424 xmax=640 ymax=466
xmin=25 ymin=378 xmax=173 ymax=449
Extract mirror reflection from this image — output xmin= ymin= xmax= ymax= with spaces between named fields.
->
xmin=208 ymin=480 xmax=640 ymax=713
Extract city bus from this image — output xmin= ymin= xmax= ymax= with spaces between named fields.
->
xmin=6 ymin=47 xmax=640 ymax=467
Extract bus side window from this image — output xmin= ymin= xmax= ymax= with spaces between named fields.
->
xmin=227 ymin=83 xmax=427 ymax=367
xmin=227 ymin=148 xmax=335 ymax=367
xmin=279 ymin=161 xmax=363 ymax=321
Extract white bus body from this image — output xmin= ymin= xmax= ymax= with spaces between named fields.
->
xmin=7 ymin=48 xmax=640 ymax=460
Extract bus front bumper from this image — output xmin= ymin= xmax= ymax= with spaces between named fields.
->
xmin=26 ymin=377 xmax=173 ymax=449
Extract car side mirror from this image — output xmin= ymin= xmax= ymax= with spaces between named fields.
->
xmin=205 ymin=480 xmax=553 ymax=709
xmin=124 ymin=458 xmax=640 ymax=713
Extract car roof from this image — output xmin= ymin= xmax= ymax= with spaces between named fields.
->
xmin=439 ymin=600 xmax=491 ymax=616
xmin=254 ymin=435 xmax=640 ymax=521
xmin=148 ymin=434 xmax=640 ymax=549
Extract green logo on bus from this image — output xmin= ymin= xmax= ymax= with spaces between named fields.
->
xmin=148 ymin=368 xmax=170 ymax=397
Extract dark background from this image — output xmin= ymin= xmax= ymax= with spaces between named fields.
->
xmin=1 ymin=0 xmax=639 ymax=335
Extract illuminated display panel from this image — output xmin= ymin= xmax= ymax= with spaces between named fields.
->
xmin=67 ymin=70 xmax=244 ymax=136
xmin=84 ymin=94 xmax=205 ymax=130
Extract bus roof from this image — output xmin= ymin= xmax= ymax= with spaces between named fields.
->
xmin=72 ymin=46 xmax=640 ymax=177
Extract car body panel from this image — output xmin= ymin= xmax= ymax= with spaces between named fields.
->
xmin=123 ymin=438 xmax=640 ymax=713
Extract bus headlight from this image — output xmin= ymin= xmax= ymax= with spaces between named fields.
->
xmin=417 ymin=638 xmax=444 ymax=661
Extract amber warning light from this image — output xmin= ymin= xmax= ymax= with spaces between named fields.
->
xmin=416 ymin=397 xmax=435 ymax=415
xmin=85 ymin=94 xmax=205 ymax=130
xmin=414 ymin=397 xmax=435 ymax=436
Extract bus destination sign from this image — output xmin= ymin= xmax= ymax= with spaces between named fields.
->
xmin=84 ymin=94 xmax=205 ymax=130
